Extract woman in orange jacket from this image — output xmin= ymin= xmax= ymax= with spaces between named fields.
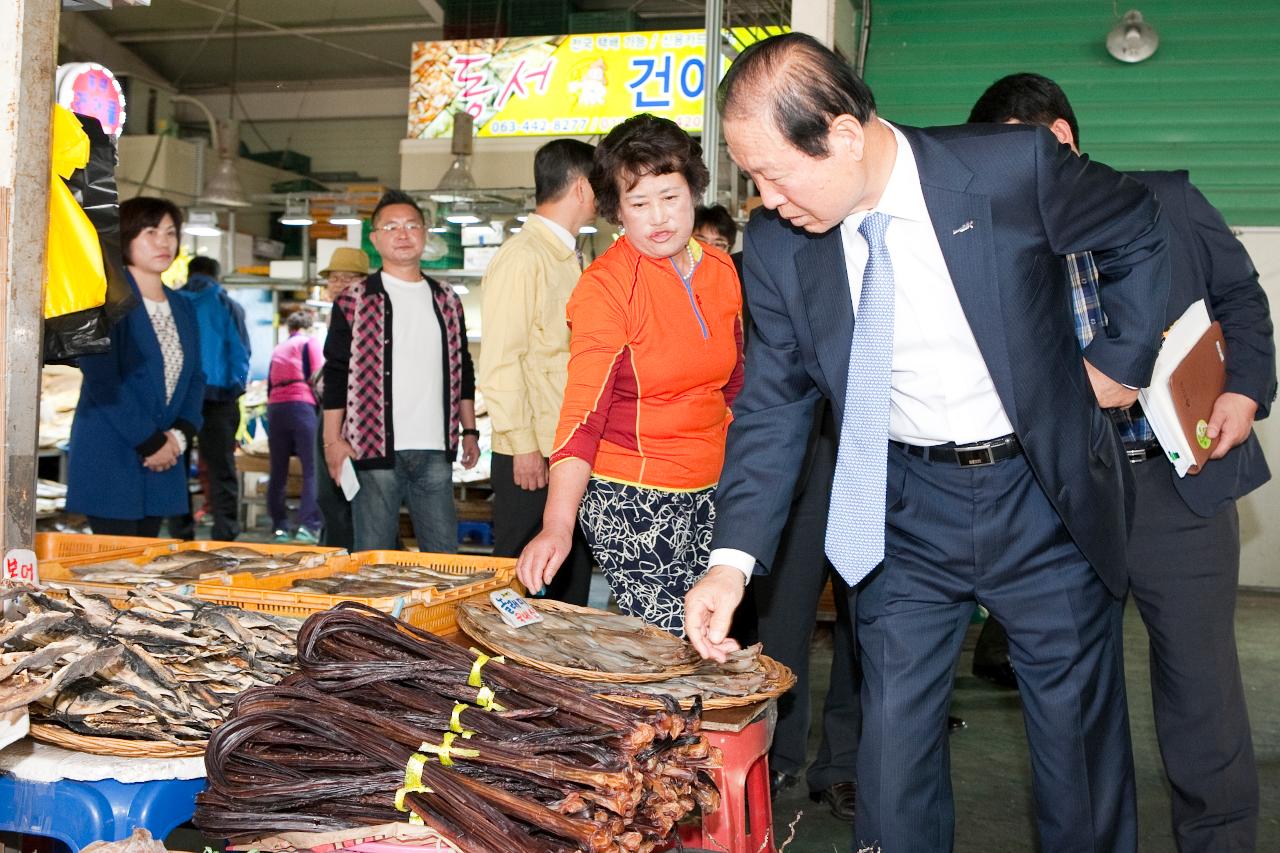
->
xmin=517 ymin=114 xmax=744 ymax=636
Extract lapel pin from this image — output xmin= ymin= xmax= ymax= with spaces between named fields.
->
xmin=952 ymin=220 xmax=975 ymax=235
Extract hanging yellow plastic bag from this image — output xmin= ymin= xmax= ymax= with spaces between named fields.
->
xmin=44 ymin=105 xmax=107 ymax=319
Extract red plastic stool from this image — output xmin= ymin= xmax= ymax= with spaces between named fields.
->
xmin=672 ymin=701 xmax=777 ymax=853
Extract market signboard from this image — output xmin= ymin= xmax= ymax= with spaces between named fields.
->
xmin=408 ymin=27 xmax=786 ymax=139
xmin=55 ymin=63 xmax=127 ymax=138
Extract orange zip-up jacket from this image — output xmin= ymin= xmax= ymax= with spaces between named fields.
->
xmin=550 ymin=236 xmax=744 ymax=491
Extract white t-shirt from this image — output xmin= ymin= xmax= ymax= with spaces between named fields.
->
xmin=381 ymin=272 xmax=445 ymax=451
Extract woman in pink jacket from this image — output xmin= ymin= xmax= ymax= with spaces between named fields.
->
xmin=267 ymin=311 xmax=324 ymax=542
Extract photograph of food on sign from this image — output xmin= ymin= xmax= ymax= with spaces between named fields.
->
xmin=407 ymin=26 xmax=787 ymax=139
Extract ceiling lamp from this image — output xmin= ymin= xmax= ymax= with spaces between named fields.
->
xmin=579 ymin=225 xmax=598 ymax=235
xmin=446 ymin=211 xmax=482 ymax=225
xmin=1107 ymin=10 xmax=1159 ymax=63
xmin=170 ymin=94 xmax=250 ymax=208
xmin=184 ymin=208 xmax=221 ymax=237
xmin=329 ymin=203 xmax=362 ymax=226
xmin=432 ymin=111 xmax=477 ymax=203
xmin=280 ymin=197 xmax=314 ymax=226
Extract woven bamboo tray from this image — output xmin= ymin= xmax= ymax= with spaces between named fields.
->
xmin=591 ymin=654 xmax=796 ymax=711
xmin=456 ymin=598 xmax=703 ymax=683
xmin=28 ymin=722 xmax=206 ymax=758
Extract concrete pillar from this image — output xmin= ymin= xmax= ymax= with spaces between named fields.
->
xmin=0 ymin=1 xmax=59 ymax=550
xmin=793 ymin=0 xmax=863 ymax=64
xmin=792 ymin=0 xmax=838 ymax=48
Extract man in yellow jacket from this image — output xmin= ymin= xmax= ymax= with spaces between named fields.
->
xmin=478 ymin=138 xmax=597 ymax=604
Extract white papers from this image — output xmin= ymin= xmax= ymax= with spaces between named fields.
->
xmin=1138 ymin=299 xmax=1210 ymax=478
xmin=0 ymin=708 xmax=29 ymax=752
xmin=340 ymin=457 xmax=361 ymax=501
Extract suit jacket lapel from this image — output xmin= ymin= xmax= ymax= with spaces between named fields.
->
xmin=795 ymin=232 xmax=853 ymax=401
xmin=901 ymin=126 xmax=1020 ymax=427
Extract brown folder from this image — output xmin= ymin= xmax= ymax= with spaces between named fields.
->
xmin=1168 ymin=320 xmax=1227 ymax=475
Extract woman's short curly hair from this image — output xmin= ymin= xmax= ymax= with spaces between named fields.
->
xmin=589 ymin=113 xmax=710 ymax=225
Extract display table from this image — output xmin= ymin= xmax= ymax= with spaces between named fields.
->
xmin=0 ymin=740 xmax=206 ymax=852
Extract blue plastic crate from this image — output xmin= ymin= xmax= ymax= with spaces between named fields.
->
xmin=0 ymin=774 xmax=206 ymax=852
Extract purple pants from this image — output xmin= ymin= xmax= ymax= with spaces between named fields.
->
xmin=266 ymin=401 xmax=321 ymax=532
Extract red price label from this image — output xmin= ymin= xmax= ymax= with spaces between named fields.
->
xmin=3 ymin=549 xmax=39 ymax=585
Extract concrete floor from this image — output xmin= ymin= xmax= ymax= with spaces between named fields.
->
xmin=771 ymin=590 xmax=1279 ymax=852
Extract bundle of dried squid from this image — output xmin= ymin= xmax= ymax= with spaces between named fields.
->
xmin=195 ymin=603 xmax=721 ymax=853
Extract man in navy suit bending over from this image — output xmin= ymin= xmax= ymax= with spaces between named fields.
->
xmin=685 ymin=33 xmax=1171 ymax=852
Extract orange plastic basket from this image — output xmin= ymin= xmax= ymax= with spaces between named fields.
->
xmin=190 ymin=551 xmax=519 ymax=635
xmin=38 ymin=540 xmax=345 ymax=606
xmin=33 ymin=532 xmax=179 ymax=566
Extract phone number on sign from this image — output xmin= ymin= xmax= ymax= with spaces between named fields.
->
xmin=489 ymin=118 xmax=591 ymax=135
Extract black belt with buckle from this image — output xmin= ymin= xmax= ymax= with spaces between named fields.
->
xmin=892 ymin=434 xmax=1023 ymax=467
xmin=1125 ymin=442 xmax=1164 ymax=464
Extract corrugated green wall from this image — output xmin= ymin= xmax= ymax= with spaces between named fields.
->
xmin=863 ymin=1 xmax=1280 ymax=224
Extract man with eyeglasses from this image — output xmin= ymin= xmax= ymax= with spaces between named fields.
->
xmin=322 ymin=191 xmax=480 ymax=552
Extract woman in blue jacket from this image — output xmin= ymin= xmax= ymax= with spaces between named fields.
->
xmin=66 ymin=197 xmax=205 ymax=536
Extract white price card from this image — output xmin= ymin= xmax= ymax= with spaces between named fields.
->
xmin=490 ymin=588 xmax=544 ymax=629
xmin=3 ymin=549 xmax=38 ymax=586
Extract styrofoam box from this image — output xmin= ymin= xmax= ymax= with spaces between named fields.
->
xmin=464 ymin=246 xmax=500 ymax=271
xmin=461 ymin=224 xmax=504 ymax=247
xmin=268 ymin=259 xmax=316 ymax=280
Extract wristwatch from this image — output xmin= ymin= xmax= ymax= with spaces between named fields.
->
xmin=460 ymin=428 xmax=481 ymax=438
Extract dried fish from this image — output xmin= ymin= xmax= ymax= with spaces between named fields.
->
xmin=63 ymin=546 xmax=335 ymax=589
xmin=286 ymin=567 xmax=494 ymax=597
xmin=457 ymin=601 xmax=702 ymax=675
xmin=0 ymin=588 xmax=300 ymax=742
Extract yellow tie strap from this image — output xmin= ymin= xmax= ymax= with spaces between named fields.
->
xmin=419 ymin=732 xmax=480 ymax=768
xmin=449 ymin=702 xmax=477 ymax=736
xmin=395 ymin=752 xmax=434 ymax=824
xmin=474 ymin=685 xmax=506 ymax=712
xmin=467 ymin=650 xmax=504 ymax=688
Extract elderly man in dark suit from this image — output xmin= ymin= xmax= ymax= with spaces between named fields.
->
xmin=969 ymin=73 xmax=1275 ymax=853
xmin=684 ymin=33 xmax=1171 ymax=852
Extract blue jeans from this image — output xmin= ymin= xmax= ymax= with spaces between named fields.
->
xmin=352 ymin=450 xmax=456 ymax=553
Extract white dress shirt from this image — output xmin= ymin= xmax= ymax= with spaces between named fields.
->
xmin=531 ymin=213 xmax=578 ymax=252
xmin=712 ymin=121 xmax=1015 ymax=582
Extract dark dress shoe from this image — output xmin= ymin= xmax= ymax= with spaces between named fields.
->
xmin=769 ymin=769 xmax=798 ymax=800
xmin=973 ymin=660 xmax=1019 ymax=689
xmin=809 ymin=781 xmax=857 ymax=822
xmin=948 ymin=715 xmax=967 ymax=731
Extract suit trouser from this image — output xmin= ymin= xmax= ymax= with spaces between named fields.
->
xmin=855 ymin=445 xmax=1135 ymax=853
xmin=314 ymin=426 xmax=354 ymax=551
xmin=753 ymin=410 xmax=860 ymax=792
xmin=490 ymin=452 xmax=592 ymax=606
xmin=1127 ymin=457 xmax=1256 ymax=853
xmin=200 ymin=398 xmax=242 ymax=540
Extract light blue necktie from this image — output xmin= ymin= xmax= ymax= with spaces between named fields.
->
xmin=825 ymin=211 xmax=895 ymax=586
